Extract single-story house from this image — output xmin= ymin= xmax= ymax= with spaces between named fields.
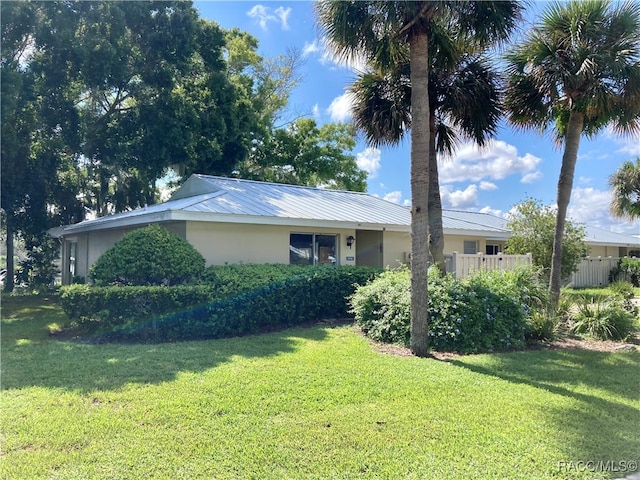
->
xmin=51 ymin=174 xmax=640 ymax=285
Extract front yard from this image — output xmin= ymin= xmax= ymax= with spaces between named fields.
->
xmin=1 ymin=295 xmax=639 ymax=479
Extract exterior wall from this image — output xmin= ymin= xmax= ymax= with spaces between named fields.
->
xmin=63 ymin=222 xmax=187 ymax=283
xmin=587 ymin=245 xmax=628 ymax=257
xmin=185 ymin=221 xmax=358 ymax=266
xmin=444 ymin=235 xmax=488 ymax=254
xmin=382 ymin=231 xmax=411 ymax=268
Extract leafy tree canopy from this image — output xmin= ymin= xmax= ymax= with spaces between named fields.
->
xmin=505 ymin=199 xmax=587 ymax=281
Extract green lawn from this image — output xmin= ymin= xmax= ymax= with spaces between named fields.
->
xmin=1 ymin=295 xmax=639 ymax=480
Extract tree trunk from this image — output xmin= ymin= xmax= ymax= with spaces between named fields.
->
xmin=428 ymin=114 xmax=446 ymax=276
xmin=4 ymin=214 xmax=15 ymax=293
xmin=409 ymin=31 xmax=430 ymax=357
xmin=549 ymin=111 xmax=584 ymax=308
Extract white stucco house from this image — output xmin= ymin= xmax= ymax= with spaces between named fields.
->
xmin=51 ymin=174 xmax=640 ymax=285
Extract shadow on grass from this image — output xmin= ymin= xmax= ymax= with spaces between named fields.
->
xmin=449 ymin=350 xmax=640 ymax=471
xmin=1 ymin=295 xmax=331 ymax=393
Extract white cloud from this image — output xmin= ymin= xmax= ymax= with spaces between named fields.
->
xmin=247 ymin=5 xmax=291 ymax=31
xmin=479 ymin=206 xmax=506 ymax=218
xmin=302 ymin=40 xmax=321 ymax=57
xmin=326 ymin=92 xmax=352 ymax=122
xmin=568 ymin=187 xmax=640 ymax=236
xmin=274 ymin=6 xmax=291 ymax=29
xmin=311 ymin=104 xmax=320 ymax=119
xmin=578 ymin=176 xmax=592 ymax=185
xmin=383 ymin=191 xmax=403 ymax=204
xmin=479 ymin=181 xmax=498 ymax=191
xmin=616 ymin=136 xmax=640 ymax=156
xmin=439 ymin=140 xmax=542 ymax=184
xmin=356 ymin=147 xmax=381 ymax=178
xmin=521 ymin=171 xmax=543 ymax=184
xmin=440 ymin=184 xmax=479 ymax=210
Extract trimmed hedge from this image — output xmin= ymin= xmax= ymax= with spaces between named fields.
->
xmin=89 ymin=225 xmax=205 ymax=286
xmin=60 ymin=265 xmax=380 ymax=341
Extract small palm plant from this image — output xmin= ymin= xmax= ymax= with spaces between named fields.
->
xmin=569 ymin=298 xmax=638 ymax=341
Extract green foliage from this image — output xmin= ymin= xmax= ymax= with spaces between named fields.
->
xmin=609 ymin=158 xmax=640 ymax=220
xmin=618 ymin=258 xmax=640 ymax=287
xmin=505 ymin=199 xmax=587 ymax=280
xmin=236 ymin=119 xmax=367 ymax=191
xmin=61 ymin=265 xmax=380 ymax=341
xmin=201 ymin=263 xmax=311 ymax=297
xmin=349 ymin=266 xmax=411 ymax=345
xmin=89 ymin=225 xmax=205 ymax=286
xmin=609 ymin=280 xmax=636 ymax=301
xmin=350 ymin=266 xmax=547 ymax=353
xmin=569 ymin=299 xmax=638 ymax=341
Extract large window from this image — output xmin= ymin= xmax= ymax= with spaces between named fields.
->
xmin=290 ymin=233 xmax=337 ymax=265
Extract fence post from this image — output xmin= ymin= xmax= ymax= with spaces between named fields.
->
xmin=452 ymin=252 xmax=458 ymax=278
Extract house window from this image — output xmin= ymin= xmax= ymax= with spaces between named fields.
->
xmin=463 ymin=240 xmax=478 ymax=254
xmin=290 ymin=233 xmax=337 ymax=265
xmin=486 ymin=244 xmax=501 ymax=255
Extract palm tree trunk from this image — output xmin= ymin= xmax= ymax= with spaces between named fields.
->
xmin=428 ymin=114 xmax=446 ymax=276
xmin=409 ymin=31 xmax=430 ymax=357
xmin=549 ymin=111 xmax=584 ymax=308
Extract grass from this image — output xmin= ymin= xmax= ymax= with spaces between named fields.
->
xmin=2 ymin=295 xmax=639 ymax=479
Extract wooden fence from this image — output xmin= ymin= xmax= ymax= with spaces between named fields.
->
xmin=442 ymin=252 xmax=533 ymax=279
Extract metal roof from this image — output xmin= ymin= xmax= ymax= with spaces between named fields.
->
xmin=53 ymin=174 xmax=640 ymax=248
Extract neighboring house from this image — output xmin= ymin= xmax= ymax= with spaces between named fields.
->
xmin=51 ymin=174 xmax=640 ymax=285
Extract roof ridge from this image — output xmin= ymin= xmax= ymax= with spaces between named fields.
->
xmin=195 ymin=174 xmax=373 ymax=196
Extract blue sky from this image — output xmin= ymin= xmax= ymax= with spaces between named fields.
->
xmin=194 ymin=1 xmax=640 ymax=236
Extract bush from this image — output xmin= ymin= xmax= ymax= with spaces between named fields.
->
xmin=61 ymin=265 xmax=380 ymax=341
xmin=89 ymin=225 xmax=205 ymax=286
xmin=350 ymin=266 xmax=544 ymax=353
xmin=617 ymin=258 xmax=640 ymax=287
xmin=569 ymin=299 xmax=638 ymax=341
xmin=201 ymin=264 xmax=310 ymax=298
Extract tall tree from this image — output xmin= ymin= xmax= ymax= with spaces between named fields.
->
xmin=316 ymin=1 xmax=521 ymax=356
xmin=609 ymin=158 xmax=640 ymax=220
xmin=349 ymin=18 xmax=508 ymax=275
xmin=236 ymin=119 xmax=366 ymax=191
xmin=504 ymin=0 xmax=640 ymax=307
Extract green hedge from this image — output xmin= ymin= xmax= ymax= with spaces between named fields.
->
xmin=60 ymin=265 xmax=380 ymax=341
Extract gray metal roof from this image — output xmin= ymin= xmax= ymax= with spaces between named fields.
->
xmin=53 ymin=174 xmax=640 ymax=248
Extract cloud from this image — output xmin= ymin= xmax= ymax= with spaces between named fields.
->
xmin=302 ymin=40 xmax=321 ymax=57
xmin=479 ymin=181 xmax=498 ymax=191
xmin=383 ymin=191 xmax=403 ymax=204
xmin=356 ymin=147 xmax=381 ymax=178
xmin=521 ymin=171 xmax=543 ymax=184
xmin=326 ymin=92 xmax=352 ymax=122
xmin=440 ymin=184 xmax=479 ymax=209
xmin=616 ymin=137 xmax=640 ymax=157
xmin=247 ymin=5 xmax=291 ymax=31
xmin=479 ymin=206 xmax=506 ymax=218
xmin=311 ymin=104 xmax=320 ymax=119
xmin=439 ymin=140 xmax=542 ymax=184
xmin=568 ymin=187 xmax=640 ymax=236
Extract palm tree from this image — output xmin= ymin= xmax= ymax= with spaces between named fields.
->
xmin=610 ymin=158 xmax=640 ymax=220
xmin=316 ymin=1 xmax=520 ymax=356
xmin=504 ymin=0 xmax=640 ymax=308
xmin=349 ymin=25 xmax=504 ymax=276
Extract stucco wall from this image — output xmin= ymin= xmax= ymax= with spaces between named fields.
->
xmin=382 ymin=231 xmax=411 ymax=268
xmin=185 ymin=221 xmax=359 ymax=266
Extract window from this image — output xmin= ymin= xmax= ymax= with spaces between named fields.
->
xmin=290 ymin=233 xmax=337 ymax=265
xmin=486 ymin=244 xmax=501 ymax=255
xmin=463 ymin=240 xmax=478 ymax=254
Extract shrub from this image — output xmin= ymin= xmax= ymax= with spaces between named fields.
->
xmin=569 ymin=299 xmax=638 ymax=341
xmin=89 ymin=225 xmax=205 ymax=286
xmin=349 ymin=267 xmax=411 ymax=345
xmin=350 ymin=266 xmax=542 ymax=353
xmin=61 ymin=265 xmax=380 ymax=341
xmin=201 ymin=264 xmax=310 ymax=298
xmin=618 ymin=258 xmax=640 ymax=287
